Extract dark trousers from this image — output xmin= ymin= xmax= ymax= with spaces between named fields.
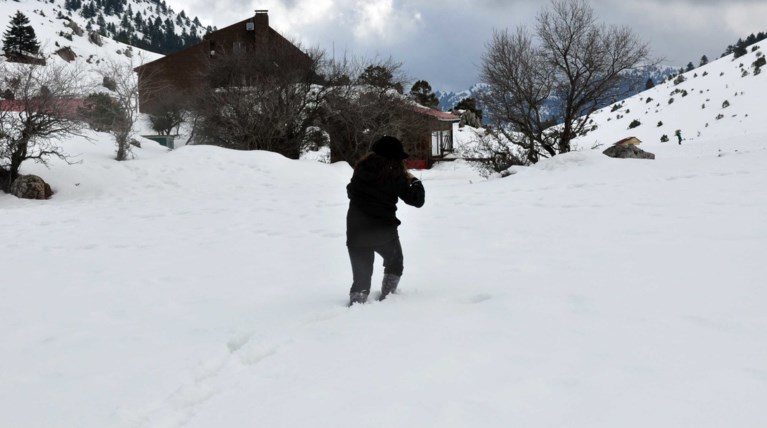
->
xmin=348 ymin=239 xmax=404 ymax=294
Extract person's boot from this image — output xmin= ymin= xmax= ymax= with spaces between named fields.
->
xmin=349 ymin=290 xmax=369 ymax=306
xmin=380 ymin=273 xmax=401 ymax=300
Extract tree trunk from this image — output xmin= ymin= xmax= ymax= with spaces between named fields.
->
xmin=9 ymin=137 xmax=30 ymax=182
xmin=115 ymin=133 xmax=129 ymax=161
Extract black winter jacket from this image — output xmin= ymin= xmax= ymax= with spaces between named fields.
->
xmin=346 ymin=158 xmax=425 ymax=247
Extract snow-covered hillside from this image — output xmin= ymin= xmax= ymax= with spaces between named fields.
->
xmin=2 ymin=25 xmax=767 ymax=428
xmin=574 ymin=39 xmax=767 ymax=150
xmin=0 ymin=0 xmax=177 ymax=71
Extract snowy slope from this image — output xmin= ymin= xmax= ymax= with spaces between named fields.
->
xmin=1 ymin=34 xmax=767 ymax=428
xmin=1 ymin=0 xmax=163 ymax=71
xmin=574 ymin=39 xmax=767 ymax=151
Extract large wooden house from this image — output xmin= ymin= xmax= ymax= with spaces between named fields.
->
xmin=134 ymin=11 xmax=312 ymax=113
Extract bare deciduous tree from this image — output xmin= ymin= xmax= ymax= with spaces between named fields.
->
xmin=0 ymin=58 xmax=86 ymax=191
xmin=191 ymin=45 xmax=326 ymax=159
xmin=480 ymin=0 xmax=651 ymax=163
xmin=95 ymin=56 xmax=158 ymax=161
xmin=321 ymin=56 xmax=430 ymax=164
xmin=457 ymin=128 xmax=526 ymax=178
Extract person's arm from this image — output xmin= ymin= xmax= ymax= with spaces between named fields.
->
xmin=398 ymin=172 xmax=425 ymax=208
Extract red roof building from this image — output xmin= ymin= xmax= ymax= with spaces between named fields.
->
xmin=406 ymin=106 xmax=460 ymax=169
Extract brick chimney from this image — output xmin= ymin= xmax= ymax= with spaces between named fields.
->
xmin=254 ymin=10 xmax=269 ymax=36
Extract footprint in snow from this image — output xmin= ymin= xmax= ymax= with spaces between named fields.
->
xmin=464 ymin=294 xmax=493 ymax=304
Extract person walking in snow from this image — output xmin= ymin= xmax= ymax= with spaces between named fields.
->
xmin=346 ymin=135 xmax=425 ymax=306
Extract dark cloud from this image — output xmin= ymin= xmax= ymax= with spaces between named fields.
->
xmin=167 ymin=0 xmax=766 ymax=92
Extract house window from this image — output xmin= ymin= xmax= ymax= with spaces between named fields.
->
xmin=431 ymin=129 xmax=454 ymax=157
xmin=442 ymin=130 xmax=453 ymax=152
xmin=431 ymin=131 xmax=441 ymax=157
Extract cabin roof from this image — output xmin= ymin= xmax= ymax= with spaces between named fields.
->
xmin=412 ymin=106 xmax=460 ymax=122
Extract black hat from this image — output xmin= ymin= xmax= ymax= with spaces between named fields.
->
xmin=371 ymin=136 xmax=409 ymax=160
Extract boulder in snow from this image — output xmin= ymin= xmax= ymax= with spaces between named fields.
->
xmin=55 ymin=47 xmax=77 ymax=62
xmin=88 ymin=31 xmax=103 ymax=47
xmin=602 ymin=144 xmax=655 ymax=160
xmin=10 ymin=175 xmax=54 ymax=200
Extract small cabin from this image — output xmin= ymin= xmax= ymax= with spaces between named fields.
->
xmin=405 ymin=107 xmax=460 ymax=169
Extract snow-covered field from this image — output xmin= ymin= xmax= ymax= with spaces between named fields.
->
xmin=2 ymin=14 xmax=767 ymax=428
xmin=2 ymin=123 xmax=767 ymax=427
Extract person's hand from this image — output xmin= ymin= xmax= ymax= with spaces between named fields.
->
xmin=405 ymin=171 xmax=420 ymax=185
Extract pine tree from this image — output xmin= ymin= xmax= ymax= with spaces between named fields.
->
xmin=409 ymin=80 xmax=439 ymax=108
xmin=645 ymin=77 xmax=655 ymax=90
xmin=104 ymin=0 xmax=114 ymax=16
xmin=96 ymin=13 xmax=107 ymax=36
xmin=82 ymin=1 xmax=97 ymax=19
xmin=686 ymin=62 xmax=694 ymax=72
xmin=733 ymin=38 xmax=748 ymax=59
xmin=700 ymin=55 xmax=709 ymax=67
xmin=2 ymin=11 xmax=41 ymax=59
xmin=64 ymin=0 xmax=82 ymax=11
xmin=354 ymin=65 xmax=403 ymax=93
xmin=120 ymin=14 xmax=133 ymax=33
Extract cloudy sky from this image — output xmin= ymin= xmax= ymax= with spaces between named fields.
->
xmin=166 ymin=0 xmax=767 ymax=92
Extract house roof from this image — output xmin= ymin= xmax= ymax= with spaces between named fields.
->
xmin=412 ymin=106 xmax=460 ymax=122
xmin=0 ymin=99 xmax=25 ymax=112
xmin=134 ymin=13 xmax=307 ymax=72
xmin=0 ymin=98 xmax=86 ymax=115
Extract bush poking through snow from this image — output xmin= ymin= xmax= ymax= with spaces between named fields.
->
xmin=628 ymin=119 xmax=641 ymax=129
xmin=752 ymin=56 xmax=766 ymax=74
xmin=78 ymin=92 xmax=124 ymax=132
xmin=102 ymin=76 xmax=116 ymax=91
